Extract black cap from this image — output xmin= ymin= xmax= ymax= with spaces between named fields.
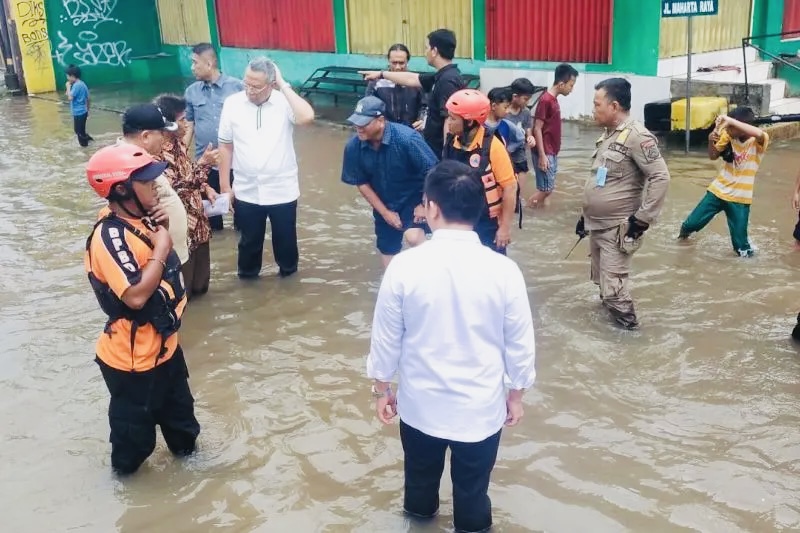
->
xmin=130 ymin=161 xmax=169 ymax=182
xmin=122 ymin=103 xmax=178 ymax=133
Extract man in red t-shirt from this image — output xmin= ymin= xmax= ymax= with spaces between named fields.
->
xmin=529 ymin=64 xmax=578 ymax=208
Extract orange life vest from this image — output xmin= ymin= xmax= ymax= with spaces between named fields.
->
xmin=443 ymin=127 xmax=504 ymax=219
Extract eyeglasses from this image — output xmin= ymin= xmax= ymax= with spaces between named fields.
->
xmin=244 ymin=83 xmax=269 ymax=94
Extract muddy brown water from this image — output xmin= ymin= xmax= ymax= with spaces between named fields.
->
xmin=1 ymin=95 xmax=799 ymax=532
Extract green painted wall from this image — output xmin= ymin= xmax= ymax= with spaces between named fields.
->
xmin=751 ymin=0 xmax=800 ymax=57
xmin=45 ymin=0 xmax=173 ymax=89
xmin=607 ymin=0 xmax=661 ymax=76
xmin=472 ymin=0 xmax=486 ymax=61
xmin=164 ymin=44 xmax=195 ymax=78
xmin=333 ymin=0 xmax=348 ymax=53
xmin=205 ymin=0 xmax=220 ymax=49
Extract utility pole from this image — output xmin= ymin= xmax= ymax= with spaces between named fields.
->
xmin=685 ymin=15 xmax=693 ymax=154
xmin=0 ymin=0 xmax=22 ymax=94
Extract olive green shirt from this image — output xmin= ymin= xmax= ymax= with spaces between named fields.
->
xmin=582 ymin=119 xmax=671 ymax=231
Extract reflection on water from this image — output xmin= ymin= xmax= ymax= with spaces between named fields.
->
xmin=1 ymin=95 xmax=799 ymax=532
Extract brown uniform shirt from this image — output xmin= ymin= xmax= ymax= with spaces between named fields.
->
xmin=582 ymin=119 xmax=670 ymax=231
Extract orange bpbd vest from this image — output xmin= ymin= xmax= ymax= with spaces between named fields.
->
xmin=443 ymin=127 xmax=504 ymax=219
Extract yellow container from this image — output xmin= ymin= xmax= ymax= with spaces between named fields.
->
xmin=671 ymin=97 xmax=728 ymax=131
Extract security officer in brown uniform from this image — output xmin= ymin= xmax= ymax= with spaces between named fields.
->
xmin=577 ymin=78 xmax=670 ymax=329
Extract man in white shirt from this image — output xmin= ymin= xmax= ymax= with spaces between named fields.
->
xmin=217 ymin=57 xmax=315 ymax=278
xmin=366 ymin=160 xmax=536 ymax=533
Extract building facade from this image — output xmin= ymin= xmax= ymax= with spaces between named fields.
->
xmin=6 ymin=0 xmax=800 ymax=117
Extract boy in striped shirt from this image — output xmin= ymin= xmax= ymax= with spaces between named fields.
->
xmin=679 ymin=107 xmax=768 ymax=257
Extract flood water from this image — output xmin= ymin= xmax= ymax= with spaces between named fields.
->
xmin=1 ymin=94 xmax=800 ymax=533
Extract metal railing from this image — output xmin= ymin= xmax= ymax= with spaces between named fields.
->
xmin=742 ymin=30 xmax=800 ymax=101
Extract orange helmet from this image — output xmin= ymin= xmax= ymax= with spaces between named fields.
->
xmin=86 ymin=143 xmax=166 ymax=198
xmin=445 ymin=89 xmax=491 ymax=124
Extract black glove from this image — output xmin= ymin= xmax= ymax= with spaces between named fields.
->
xmin=626 ymin=216 xmax=650 ymax=240
xmin=575 ymin=216 xmax=588 ymax=238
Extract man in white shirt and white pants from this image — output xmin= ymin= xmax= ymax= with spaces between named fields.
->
xmin=367 ymin=159 xmax=536 ymax=533
xmin=218 ymin=57 xmax=315 ymax=278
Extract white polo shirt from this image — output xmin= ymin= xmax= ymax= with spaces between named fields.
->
xmin=218 ymin=90 xmax=299 ymax=206
xmin=366 ymin=229 xmax=537 ymax=443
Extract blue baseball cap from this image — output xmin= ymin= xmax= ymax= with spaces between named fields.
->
xmin=347 ymin=96 xmax=386 ymax=127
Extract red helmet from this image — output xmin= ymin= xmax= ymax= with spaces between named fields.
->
xmin=445 ymin=89 xmax=490 ymax=124
xmin=86 ymin=143 xmax=159 ymax=198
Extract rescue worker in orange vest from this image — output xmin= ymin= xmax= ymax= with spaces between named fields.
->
xmin=84 ymin=143 xmax=200 ymax=475
xmin=442 ymin=89 xmax=518 ymax=254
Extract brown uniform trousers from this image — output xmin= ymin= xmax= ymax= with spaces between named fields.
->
xmin=582 ymin=119 xmax=670 ymax=328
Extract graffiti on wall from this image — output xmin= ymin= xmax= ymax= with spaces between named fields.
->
xmin=16 ymin=1 xmax=51 ymax=72
xmin=12 ymin=0 xmax=56 ymax=92
xmin=62 ymin=0 xmax=121 ymax=28
xmin=54 ymin=0 xmax=131 ymax=67
xmin=54 ymin=30 xmax=131 ymax=67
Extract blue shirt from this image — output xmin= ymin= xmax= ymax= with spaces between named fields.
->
xmin=69 ymin=80 xmax=89 ymax=116
xmin=489 ymin=118 xmax=525 ymax=162
xmin=184 ymin=74 xmax=244 ymax=159
xmin=341 ymin=122 xmax=438 ymax=212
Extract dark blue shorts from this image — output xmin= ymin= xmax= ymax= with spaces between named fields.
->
xmin=513 ymin=159 xmax=529 ymax=174
xmin=374 ymin=204 xmax=430 ymax=255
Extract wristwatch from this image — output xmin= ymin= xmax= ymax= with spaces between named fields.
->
xmin=371 ymin=384 xmax=392 ymax=398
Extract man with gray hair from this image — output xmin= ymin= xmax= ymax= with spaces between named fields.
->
xmin=218 ymin=57 xmax=315 ymax=278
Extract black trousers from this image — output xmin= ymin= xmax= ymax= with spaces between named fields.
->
xmin=400 ymin=420 xmax=501 ymax=533
xmin=235 ymin=199 xmax=299 ymax=278
xmin=73 ymin=113 xmax=92 ymax=147
xmin=474 ymin=215 xmax=506 ymax=256
xmin=97 ymin=346 xmax=200 ymax=475
xmin=206 ymin=169 xmax=236 ymax=230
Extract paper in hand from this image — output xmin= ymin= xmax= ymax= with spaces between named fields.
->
xmin=202 ymin=194 xmax=230 ymax=217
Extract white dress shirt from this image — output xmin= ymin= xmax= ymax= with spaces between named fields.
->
xmin=218 ymin=90 xmax=299 ymax=206
xmin=366 ymin=229 xmax=537 ymax=443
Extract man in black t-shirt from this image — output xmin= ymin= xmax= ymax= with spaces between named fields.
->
xmin=361 ymin=29 xmax=464 ymax=158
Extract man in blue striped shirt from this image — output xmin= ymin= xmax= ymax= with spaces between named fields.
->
xmin=341 ymin=96 xmax=438 ymax=268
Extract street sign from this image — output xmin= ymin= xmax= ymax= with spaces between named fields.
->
xmin=661 ymin=0 xmax=719 ymax=153
xmin=662 ymin=0 xmax=718 ymax=18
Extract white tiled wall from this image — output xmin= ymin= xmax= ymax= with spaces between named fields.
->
xmin=656 ymin=47 xmax=758 ymax=77
xmin=479 ymin=69 xmax=673 ymax=122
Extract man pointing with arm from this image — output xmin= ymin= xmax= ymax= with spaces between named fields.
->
xmin=361 ymin=28 xmax=464 ymax=158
